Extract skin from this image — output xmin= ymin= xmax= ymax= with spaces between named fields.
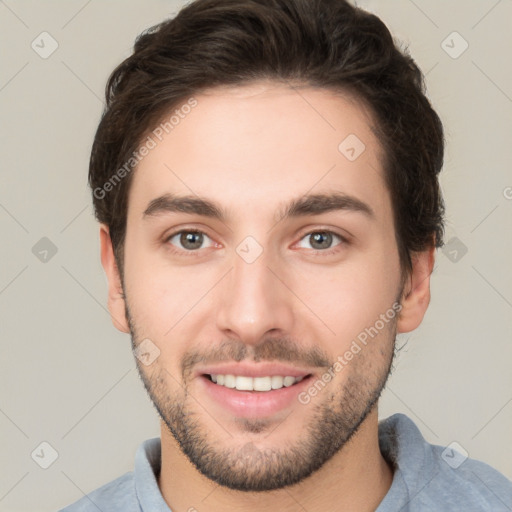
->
xmin=100 ymin=81 xmax=434 ymax=512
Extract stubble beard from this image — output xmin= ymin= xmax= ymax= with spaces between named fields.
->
xmin=127 ymin=310 xmax=398 ymax=492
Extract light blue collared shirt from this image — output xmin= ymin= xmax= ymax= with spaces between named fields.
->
xmin=59 ymin=413 xmax=512 ymax=511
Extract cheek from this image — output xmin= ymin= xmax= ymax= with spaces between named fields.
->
xmin=129 ymin=270 xmax=204 ymax=339
xmin=122 ymin=238 xmax=196 ymax=337
xmin=291 ymin=250 xmax=401 ymax=343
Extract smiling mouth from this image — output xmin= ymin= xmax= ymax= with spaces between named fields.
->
xmin=204 ymin=374 xmax=312 ymax=392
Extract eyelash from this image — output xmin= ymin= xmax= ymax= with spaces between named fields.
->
xmin=164 ymin=228 xmax=349 ymax=257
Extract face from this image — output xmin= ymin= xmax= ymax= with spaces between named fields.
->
xmin=104 ymin=82 xmax=420 ymax=491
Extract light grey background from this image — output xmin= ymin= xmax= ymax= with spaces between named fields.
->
xmin=1 ymin=1 xmax=511 ymax=511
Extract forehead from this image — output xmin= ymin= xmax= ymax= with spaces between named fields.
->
xmin=128 ymin=81 xmax=391 ymax=224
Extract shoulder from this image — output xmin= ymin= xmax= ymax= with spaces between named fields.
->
xmin=423 ymin=442 xmax=512 ymax=510
xmin=58 ymin=437 xmax=163 ymax=512
xmin=379 ymin=413 xmax=512 ymax=511
xmin=58 ymin=472 xmax=138 ymax=512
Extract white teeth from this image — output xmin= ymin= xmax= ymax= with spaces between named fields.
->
xmin=283 ymin=376 xmax=296 ymax=387
xmin=235 ymin=375 xmax=253 ymax=391
xmin=271 ymin=376 xmax=284 ymax=389
xmin=253 ymin=376 xmax=272 ymax=391
xmin=223 ymin=374 xmax=236 ymax=388
xmin=209 ymin=374 xmax=304 ymax=391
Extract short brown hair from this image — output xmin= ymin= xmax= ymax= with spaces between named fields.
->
xmin=89 ymin=0 xmax=445 ymax=278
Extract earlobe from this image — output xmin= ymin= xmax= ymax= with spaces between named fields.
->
xmin=397 ymin=246 xmax=435 ymax=334
xmin=99 ymin=224 xmax=130 ymax=333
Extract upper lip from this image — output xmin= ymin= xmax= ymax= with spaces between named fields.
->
xmin=195 ymin=362 xmax=313 ymax=379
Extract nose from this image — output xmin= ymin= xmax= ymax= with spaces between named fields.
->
xmin=215 ymin=246 xmax=295 ymax=346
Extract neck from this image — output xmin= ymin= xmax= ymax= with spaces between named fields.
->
xmin=158 ymin=408 xmax=393 ymax=512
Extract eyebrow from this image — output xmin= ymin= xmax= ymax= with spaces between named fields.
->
xmin=142 ymin=192 xmax=375 ymax=223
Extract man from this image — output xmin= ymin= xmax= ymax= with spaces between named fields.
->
xmin=61 ymin=0 xmax=512 ymax=510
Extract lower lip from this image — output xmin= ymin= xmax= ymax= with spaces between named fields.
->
xmin=199 ymin=375 xmax=312 ymax=418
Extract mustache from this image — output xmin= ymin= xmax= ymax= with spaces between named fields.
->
xmin=181 ymin=336 xmax=331 ymax=380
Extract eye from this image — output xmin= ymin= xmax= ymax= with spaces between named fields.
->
xmin=166 ymin=230 xmax=215 ymax=252
xmin=296 ymin=230 xmax=347 ymax=253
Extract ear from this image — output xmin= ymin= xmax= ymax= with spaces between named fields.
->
xmin=99 ymin=224 xmax=130 ymax=333
xmin=397 ymin=245 xmax=436 ymax=334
